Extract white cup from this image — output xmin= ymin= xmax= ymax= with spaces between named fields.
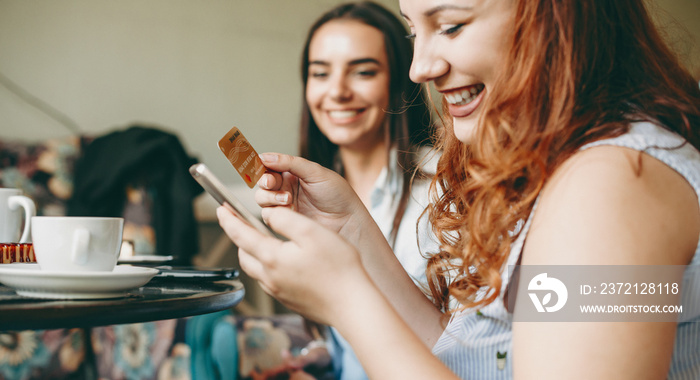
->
xmin=0 ymin=188 xmax=36 ymax=244
xmin=31 ymin=216 xmax=124 ymax=272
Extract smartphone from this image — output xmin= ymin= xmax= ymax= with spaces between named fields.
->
xmin=155 ymin=266 xmax=239 ymax=280
xmin=190 ymin=163 xmax=275 ymax=237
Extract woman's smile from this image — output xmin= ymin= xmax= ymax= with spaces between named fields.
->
xmin=324 ymin=108 xmax=367 ymax=124
xmin=441 ymin=83 xmax=486 ymax=118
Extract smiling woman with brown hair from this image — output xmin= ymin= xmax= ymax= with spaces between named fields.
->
xmin=299 ymin=1 xmax=434 ymax=249
xmin=296 ymin=2 xmax=437 ymax=379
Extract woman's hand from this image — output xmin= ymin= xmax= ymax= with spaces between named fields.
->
xmin=216 ymin=157 xmax=455 ymax=379
xmin=217 ymin=204 xmax=371 ymax=325
xmin=249 ymin=153 xmax=445 ymax=346
xmin=255 ymin=153 xmax=369 ymax=239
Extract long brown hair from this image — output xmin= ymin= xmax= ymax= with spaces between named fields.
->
xmin=426 ymin=0 xmax=700 ymax=312
xmin=298 ymin=1 xmax=433 ymax=247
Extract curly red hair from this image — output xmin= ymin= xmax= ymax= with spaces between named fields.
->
xmin=425 ymin=0 xmax=700 ymax=313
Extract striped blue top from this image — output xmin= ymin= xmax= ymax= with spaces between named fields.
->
xmin=432 ymin=122 xmax=700 ymax=379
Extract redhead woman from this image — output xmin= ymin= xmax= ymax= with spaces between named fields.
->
xmin=219 ymin=0 xmax=700 ymax=378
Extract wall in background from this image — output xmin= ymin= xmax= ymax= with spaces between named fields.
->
xmin=652 ymin=0 xmax=700 ymax=78
xmin=0 ymin=0 xmax=400 ymax=182
xmin=0 ymin=0 xmax=697 ymax=183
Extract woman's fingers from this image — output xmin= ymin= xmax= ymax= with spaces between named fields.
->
xmin=256 ymin=168 xmax=296 ymax=208
xmin=258 ymin=171 xmax=283 ymax=190
xmin=255 ymin=187 xmax=292 ymax=207
xmin=237 ymin=248 xmax=265 ymax=281
xmin=217 ymin=206 xmax=284 ymax=293
xmin=218 ymin=205 xmax=330 ymax=291
xmin=218 ymin=203 xmax=364 ymax=325
xmin=217 ymin=206 xmax=276 ymax=263
xmin=259 ymin=153 xmax=328 ymax=185
xmin=263 ymin=206 xmax=330 ymax=247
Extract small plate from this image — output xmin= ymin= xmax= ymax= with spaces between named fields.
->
xmin=0 ymin=263 xmax=159 ymax=299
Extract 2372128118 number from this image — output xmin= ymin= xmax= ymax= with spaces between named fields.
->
xmin=598 ymin=282 xmax=679 ymax=295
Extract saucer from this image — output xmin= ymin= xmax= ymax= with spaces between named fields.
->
xmin=0 ymin=263 xmax=159 ymax=299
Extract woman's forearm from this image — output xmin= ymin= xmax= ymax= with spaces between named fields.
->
xmin=342 ymin=206 xmax=445 ymax=347
xmin=334 ymin=274 xmax=457 ymax=379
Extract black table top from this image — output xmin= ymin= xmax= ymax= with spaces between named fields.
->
xmin=0 ymin=277 xmax=245 ymax=331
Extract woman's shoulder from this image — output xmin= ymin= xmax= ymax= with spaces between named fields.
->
xmin=521 ymin=125 xmax=700 ymax=267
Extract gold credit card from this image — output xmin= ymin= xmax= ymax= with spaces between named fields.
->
xmin=218 ymin=127 xmax=266 ymax=188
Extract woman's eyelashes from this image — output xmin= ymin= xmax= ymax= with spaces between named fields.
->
xmin=353 ymin=68 xmax=378 ymax=78
xmin=310 ymin=71 xmax=328 ymax=79
xmin=309 ymin=68 xmax=378 ymax=80
xmin=439 ymin=23 xmax=465 ymax=36
xmin=403 ymin=23 xmax=466 ymax=40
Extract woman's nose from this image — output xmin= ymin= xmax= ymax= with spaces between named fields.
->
xmin=409 ymin=38 xmax=449 ymax=84
xmin=328 ymin=75 xmax=352 ymax=101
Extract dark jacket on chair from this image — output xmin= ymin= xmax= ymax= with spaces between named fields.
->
xmin=68 ymin=125 xmax=202 ymax=265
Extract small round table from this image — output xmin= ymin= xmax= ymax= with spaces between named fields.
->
xmin=0 ymin=277 xmax=245 ymax=331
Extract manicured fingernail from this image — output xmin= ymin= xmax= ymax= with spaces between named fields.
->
xmin=260 ymin=153 xmax=278 ymax=163
xmin=260 ymin=175 xmax=269 ymax=188
xmin=275 ymin=193 xmax=289 ymax=203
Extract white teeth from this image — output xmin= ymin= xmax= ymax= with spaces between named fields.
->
xmin=445 ymin=86 xmax=482 ymax=106
xmin=329 ymin=110 xmax=359 ymax=119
